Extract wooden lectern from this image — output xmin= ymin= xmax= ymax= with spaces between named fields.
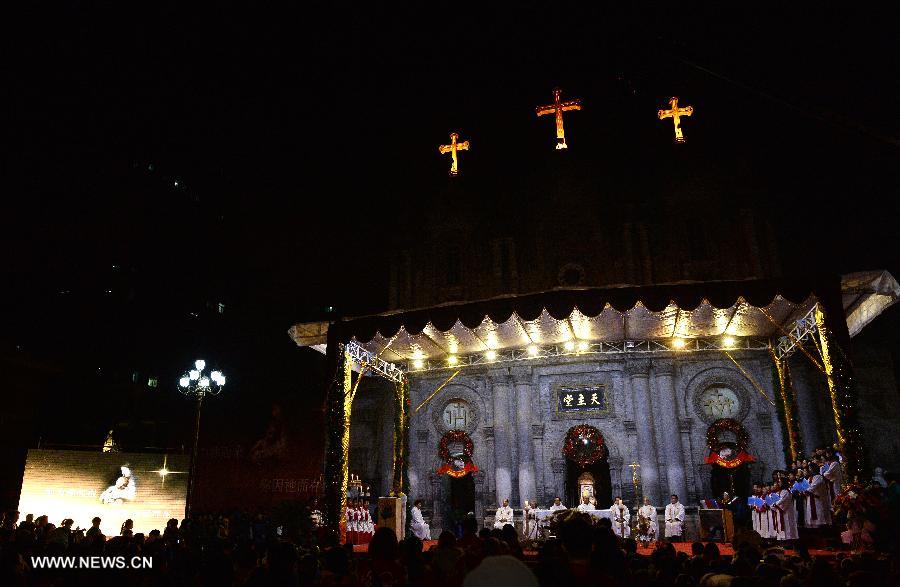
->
xmin=699 ymin=508 xmax=734 ymax=543
xmin=377 ymin=497 xmax=406 ymax=540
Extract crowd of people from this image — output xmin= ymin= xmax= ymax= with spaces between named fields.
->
xmin=1 ymin=504 xmax=896 ymax=586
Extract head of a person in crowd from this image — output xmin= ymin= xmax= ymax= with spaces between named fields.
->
xmin=623 ymin=537 xmax=637 ymax=554
xmin=25 ymin=514 xmax=34 ymax=523
xmin=148 ymin=529 xmax=161 ymax=541
xmin=414 ymin=499 xmax=422 ymax=508
xmin=500 ymin=524 xmax=519 ymax=545
xmin=36 ymin=515 xmax=48 ymax=527
xmin=691 ymin=541 xmax=704 ymax=557
xmin=368 ymin=527 xmax=399 ymax=561
xmin=558 ymin=514 xmax=593 ymax=559
xmin=807 ymin=463 xmax=819 ymax=477
xmin=478 ymin=528 xmax=491 ymax=540
xmin=703 ymin=541 xmax=721 ymax=561
xmin=438 ymin=529 xmax=457 ymax=550
xmin=60 ymin=518 xmax=73 ymax=529
xmin=91 ymin=517 xmax=101 ymax=528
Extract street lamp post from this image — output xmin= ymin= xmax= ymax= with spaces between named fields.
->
xmin=178 ymin=359 xmax=225 ymax=518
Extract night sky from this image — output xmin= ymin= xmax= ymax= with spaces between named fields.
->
xmin=1 ymin=4 xmax=897 ymax=494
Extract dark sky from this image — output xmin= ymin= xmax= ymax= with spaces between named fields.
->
xmin=1 ymin=4 xmax=897 ymax=450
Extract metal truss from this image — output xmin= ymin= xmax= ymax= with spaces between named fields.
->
xmin=773 ymin=304 xmax=819 ymax=361
xmin=344 ymin=340 xmax=406 ymax=384
xmin=407 ymin=337 xmax=770 ymax=374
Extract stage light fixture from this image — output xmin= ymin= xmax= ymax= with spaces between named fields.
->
xmin=564 ymin=340 xmax=575 ymax=351
xmin=723 ymin=336 xmax=736 ymax=347
xmin=672 ymin=338 xmax=686 ymax=349
xmin=577 ymin=341 xmax=589 ymax=351
xmin=448 ymin=355 xmax=459 ymax=366
xmin=527 ymin=345 xmax=539 ymax=356
xmin=412 ymin=359 xmax=424 ymax=370
xmin=485 ymin=350 xmax=497 ymax=361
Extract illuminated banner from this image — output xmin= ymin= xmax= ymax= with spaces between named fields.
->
xmin=556 ymin=384 xmax=608 ymax=414
xmin=18 ymin=449 xmax=188 ymax=537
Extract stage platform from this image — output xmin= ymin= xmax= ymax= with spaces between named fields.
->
xmin=352 ymin=540 xmax=840 ymax=561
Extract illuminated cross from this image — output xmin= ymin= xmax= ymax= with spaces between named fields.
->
xmin=438 ymin=132 xmax=470 ymax=176
xmin=657 ymin=96 xmax=694 ymax=143
xmin=535 ymin=87 xmax=582 ymax=149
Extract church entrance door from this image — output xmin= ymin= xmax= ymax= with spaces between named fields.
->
xmin=566 ymin=459 xmax=612 ymax=508
xmin=442 ymin=473 xmax=475 ymax=537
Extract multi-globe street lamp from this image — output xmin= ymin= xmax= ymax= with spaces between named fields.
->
xmin=178 ymin=359 xmax=225 ymax=517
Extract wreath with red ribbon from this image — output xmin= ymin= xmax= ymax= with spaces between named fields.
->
xmin=436 ymin=430 xmax=478 ymax=478
xmin=705 ymin=418 xmax=755 ymax=468
xmin=563 ymin=425 xmax=606 ymax=466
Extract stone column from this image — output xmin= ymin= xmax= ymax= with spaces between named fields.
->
xmin=551 ymin=459 xmax=567 ymax=503
xmin=653 ymin=361 xmax=687 ymax=502
xmin=491 ymin=376 xmax=514 ymax=505
xmin=415 ymin=429 xmax=430 ymax=500
xmin=532 ymin=424 xmax=546 ymax=504
xmin=678 ymin=417 xmax=699 ymax=504
xmin=628 ymin=360 xmax=661 ymax=503
xmin=513 ymin=373 xmax=537 ymax=506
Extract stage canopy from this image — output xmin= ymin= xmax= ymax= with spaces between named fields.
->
xmin=290 ymin=272 xmax=898 ymax=371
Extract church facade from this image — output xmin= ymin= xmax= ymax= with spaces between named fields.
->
xmin=406 ymin=349 xmax=785 ymax=530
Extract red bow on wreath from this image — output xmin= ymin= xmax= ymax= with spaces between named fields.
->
xmin=436 ymin=430 xmax=479 ymax=478
xmin=705 ymin=419 xmax=756 ymax=468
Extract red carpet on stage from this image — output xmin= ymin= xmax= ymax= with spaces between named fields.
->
xmin=353 ymin=540 xmax=838 ymax=561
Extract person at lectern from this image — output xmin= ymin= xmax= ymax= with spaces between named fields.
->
xmin=494 ymin=499 xmax=513 ymax=529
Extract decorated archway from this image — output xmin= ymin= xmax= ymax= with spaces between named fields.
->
xmin=705 ymin=418 xmax=755 ymax=500
xmin=563 ymin=425 xmax=612 ymax=507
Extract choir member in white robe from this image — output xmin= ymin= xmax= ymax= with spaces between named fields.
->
xmin=636 ymin=497 xmax=658 ymax=543
xmin=410 ymin=500 xmax=431 ymax=540
xmin=765 ymin=488 xmax=780 ymax=539
xmin=822 ymin=455 xmax=843 ymax=502
xmin=549 ymin=497 xmax=567 ymax=513
xmin=664 ymin=495 xmax=685 ymax=540
xmin=576 ymin=496 xmax=596 ymax=512
xmin=804 ymin=467 xmax=832 ymax=527
xmin=773 ymin=483 xmax=798 ymax=541
xmin=749 ymin=486 xmax=767 ymax=538
xmin=609 ymin=497 xmax=631 ymax=538
xmin=494 ymin=499 xmax=514 ymax=529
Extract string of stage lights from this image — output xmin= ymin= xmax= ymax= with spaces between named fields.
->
xmin=438 ymin=87 xmax=693 ymax=175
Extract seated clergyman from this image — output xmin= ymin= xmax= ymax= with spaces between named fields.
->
xmin=549 ymin=497 xmax=567 ymax=512
xmin=576 ymin=495 xmax=595 ymax=512
xmin=493 ymin=498 xmax=513 ymax=529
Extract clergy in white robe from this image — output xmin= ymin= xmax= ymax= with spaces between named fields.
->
xmin=804 ymin=471 xmax=832 ymax=527
xmin=494 ymin=499 xmax=514 ymax=529
xmin=549 ymin=497 xmax=567 ymax=513
xmin=523 ymin=500 xmax=540 ymax=540
xmin=610 ymin=498 xmax=631 ymax=538
xmin=636 ymin=498 xmax=658 ymax=543
xmin=774 ymin=485 xmax=798 ymax=541
xmin=410 ymin=500 xmax=431 ymax=540
xmin=576 ymin=496 xmax=596 ymax=512
xmin=664 ymin=495 xmax=685 ymax=539
xmin=765 ymin=489 xmax=780 ymax=539
xmin=749 ymin=486 xmax=768 ymax=538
